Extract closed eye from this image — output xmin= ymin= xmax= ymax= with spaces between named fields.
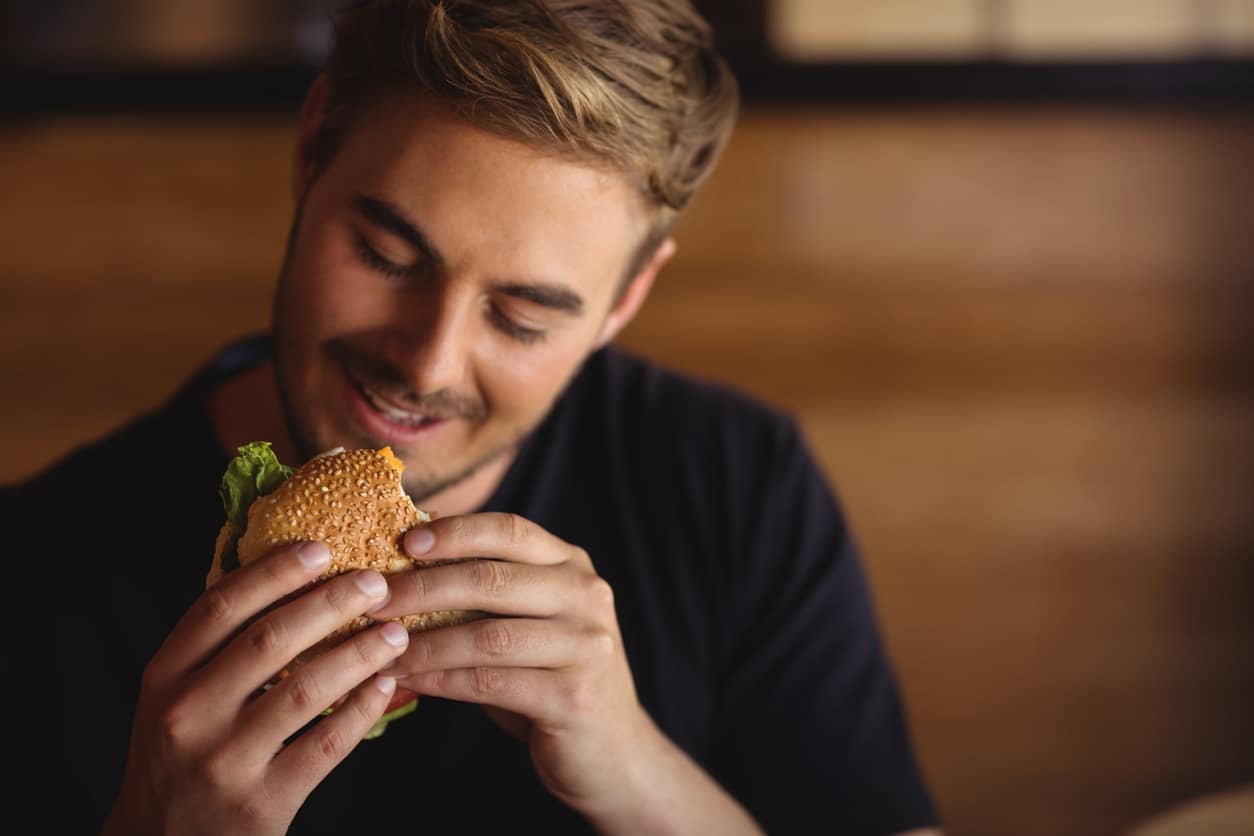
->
xmin=487 ymin=301 xmax=547 ymax=344
xmin=354 ymin=227 xmax=548 ymax=344
xmin=353 ymin=233 xmax=421 ymax=280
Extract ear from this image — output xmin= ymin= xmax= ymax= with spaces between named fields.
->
xmin=292 ymin=72 xmax=331 ymax=201
xmin=593 ymin=236 xmax=676 ymax=350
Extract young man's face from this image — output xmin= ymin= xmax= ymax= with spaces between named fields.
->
xmin=272 ymin=89 xmax=658 ymax=501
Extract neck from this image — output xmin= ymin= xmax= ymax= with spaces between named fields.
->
xmin=411 ymin=447 xmax=516 ymax=517
xmin=209 ymin=361 xmax=511 ymax=516
xmin=210 ymin=361 xmax=299 ymax=467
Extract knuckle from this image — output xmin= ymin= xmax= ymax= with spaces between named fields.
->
xmin=349 ymin=688 xmax=382 ymax=726
xmin=560 ymin=674 xmax=594 ymax=714
xmin=200 ymin=586 xmax=235 ymax=626
xmin=470 ymin=666 xmax=506 ymax=697
xmin=427 ymin=668 xmax=450 ymax=693
xmin=473 ymin=620 xmax=514 ymax=657
xmin=350 ymin=627 xmax=391 ymax=666
xmin=283 ymin=670 xmax=323 ymax=713
xmin=252 ymin=556 xmax=292 ymax=593
xmin=409 ymin=632 xmax=434 ymax=669
xmin=321 ymin=574 xmax=361 ymax=613
xmin=472 ymin=559 xmax=511 ymax=598
xmin=244 ymin=617 xmax=289 ymax=656
xmin=403 ymin=564 xmax=430 ymax=602
xmin=582 ymin=575 xmax=614 ymax=608
xmin=500 ymin=513 xmax=528 ymax=546
xmin=154 ymin=696 xmax=196 ymax=752
xmin=255 ymin=557 xmax=285 ymax=582
xmin=449 ymin=515 xmax=474 ymax=549
xmin=193 ymin=745 xmax=235 ymax=791
xmin=585 ymin=626 xmax=615 ymax=659
xmin=233 ymin=798 xmax=269 ymax=830
xmin=312 ymin=722 xmax=351 ymax=761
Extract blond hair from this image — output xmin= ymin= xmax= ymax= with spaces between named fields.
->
xmin=313 ymin=0 xmax=739 ymax=228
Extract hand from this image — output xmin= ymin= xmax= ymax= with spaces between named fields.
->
xmin=101 ymin=541 xmax=409 ymax=836
xmin=369 ymin=513 xmax=662 ymax=823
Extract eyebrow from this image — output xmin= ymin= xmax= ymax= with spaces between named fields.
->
xmin=351 ymin=192 xmax=585 ymax=315
xmin=494 ymin=282 xmax=584 ymax=315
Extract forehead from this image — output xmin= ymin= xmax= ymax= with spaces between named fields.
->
xmin=323 ymin=92 xmax=648 ymax=293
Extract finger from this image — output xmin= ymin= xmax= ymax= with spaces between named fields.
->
xmin=369 ymin=559 xmax=582 ymax=621
xmin=235 ymin=620 xmax=409 ymax=753
xmin=402 ymin=513 xmax=588 ymax=568
xmin=198 ymin=568 xmax=392 ymax=706
xmin=149 ymin=541 xmax=332 ymax=683
xmin=270 ymin=673 xmax=399 ymax=801
xmin=405 ymin=666 xmax=580 ymax=725
xmin=392 ymin=617 xmax=591 ymax=676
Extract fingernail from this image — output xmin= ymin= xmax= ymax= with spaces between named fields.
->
xmin=355 ymin=570 xmax=387 ymax=598
xmin=380 ymin=621 xmax=408 ymax=647
xmin=374 ymin=675 xmax=397 ymax=696
xmin=298 ymin=542 xmax=331 ymax=570
xmin=405 ymin=527 xmax=435 ymax=556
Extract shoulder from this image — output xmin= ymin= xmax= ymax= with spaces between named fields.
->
xmin=5 ymin=409 xmax=211 ymax=555
xmin=6 ymin=333 xmax=266 ymax=522
xmin=6 ymin=408 xmax=172 ymax=511
xmin=4 ymin=374 xmax=235 ymax=562
xmin=585 ymin=346 xmax=786 ymax=418
xmin=574 ymin=346 xmax=804 ymax=462
xmin=552 ymin=347 xmax=831 ymax=565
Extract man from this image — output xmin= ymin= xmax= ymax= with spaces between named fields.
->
xmin=5 ymin=1 xmax=939 ymax=834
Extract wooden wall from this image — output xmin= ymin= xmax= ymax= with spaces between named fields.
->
xmin=2 ymin=103 xmax=1252 ymax=836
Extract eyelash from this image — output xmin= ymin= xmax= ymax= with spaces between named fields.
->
xmin=354 ymin=233 xmax=547 ymax=344
xmin=488 ymin=303 xmax=547 ymax=344
xmin=353 ymin=234 xmax=415 ymax=280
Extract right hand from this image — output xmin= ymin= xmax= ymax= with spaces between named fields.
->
xmin=100 ymin=541 xmax=409 ymax=836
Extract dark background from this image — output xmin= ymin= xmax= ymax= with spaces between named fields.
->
xmin=4 ymin=0 xmax=1254 ymax=111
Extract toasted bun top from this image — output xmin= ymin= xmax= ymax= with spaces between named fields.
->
xmin=236 ymin=446 xmax=419 ymax=576
xmin=207 ymin=446 xmax=474 ymax=666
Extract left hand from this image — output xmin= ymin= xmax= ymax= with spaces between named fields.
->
xmin=368 ymin=512 xmax=661 ymax=820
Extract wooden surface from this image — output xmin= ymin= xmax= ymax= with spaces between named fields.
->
xmin=1126 ymin=782 xmax=1254 ymax=836
xmin=3 ymin=104 xmax=1253 ymax=836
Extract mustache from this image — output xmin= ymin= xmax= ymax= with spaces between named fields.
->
xmin=326 ymin=339 xmax=488 ymax=422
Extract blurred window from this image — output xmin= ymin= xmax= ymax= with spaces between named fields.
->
xmin=4 ymin=0 xmax=339 ymax=70
xmin=769 ymin=0 xmax=987 ymax=60
xmin=768 ymin=0 xmax=1254 ymax=61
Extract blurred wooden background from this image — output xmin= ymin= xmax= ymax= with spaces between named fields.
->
xmin=2 ymin=103 xmax=1253 ymax=836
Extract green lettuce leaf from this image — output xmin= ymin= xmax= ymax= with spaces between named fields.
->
xmin=218 ymin=441 xmax=294 ymax=573
xmin=363 ymin=696 xmax=419 ymax=740
xmin=315 ymin=694 xmax=419 ymax=740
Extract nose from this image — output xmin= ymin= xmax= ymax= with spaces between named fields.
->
xmin=390 ymin=283 xmax=475 ymax=397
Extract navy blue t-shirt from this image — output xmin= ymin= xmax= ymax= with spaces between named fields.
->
xmin=4 ymin=335 xmax=937 ymax=835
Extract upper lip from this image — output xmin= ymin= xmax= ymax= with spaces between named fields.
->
xmin=346 ymin=367 xmax=454 ymax=422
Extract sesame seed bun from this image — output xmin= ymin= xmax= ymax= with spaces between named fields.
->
xmin=206 ymin=446 xmax=475 ymax=669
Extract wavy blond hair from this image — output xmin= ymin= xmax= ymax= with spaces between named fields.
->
xmin=313 ymin=0 xmax=739 ymax=238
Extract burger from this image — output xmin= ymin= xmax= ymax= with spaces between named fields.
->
xmin=207 ymin=440 xmax=474 ymax=738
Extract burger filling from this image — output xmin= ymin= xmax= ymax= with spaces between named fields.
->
xmin=217 ymin=441 xmax=295 ymax=573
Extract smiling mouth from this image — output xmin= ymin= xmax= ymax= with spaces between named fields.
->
xmin=346 ymin=371 xmax=439 ymax=428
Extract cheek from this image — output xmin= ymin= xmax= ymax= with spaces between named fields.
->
xmin=288 ymin=226 xmax=379 ymax=330
xmin=475 ymin=333 xmax=595 ymax=416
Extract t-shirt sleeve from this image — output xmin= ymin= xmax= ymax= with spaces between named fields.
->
xmin=708 ymin=417 xmax=938 ymax=836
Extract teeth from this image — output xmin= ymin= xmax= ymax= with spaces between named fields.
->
xmin=359 ymin=382 xmax=429 ymax=427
